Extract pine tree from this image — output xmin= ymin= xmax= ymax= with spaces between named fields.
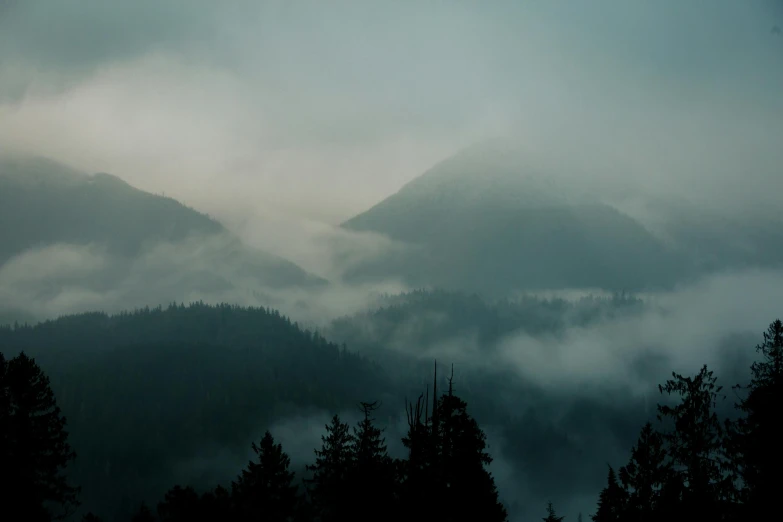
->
xmin=0 ymin=351 xmax=80 ymax=521
xmin=543 ymin=501 xmax=564 ymax=522
xmin=231 ymin=431 xmax=299 ymax=522
xmin=156 ymin=485 xmax=203 ymax=522
xmin=618 ymin=423 xmax=672 ymax=520
xmin=728 ymin=319 xmax=783 ymax=519
xmin=305 ymin=415 xmax=354 ymax=522
xmin=199 ymin=486 xmax=232 ymax=522
xmin=130 ymin=503 xmax=156 ymax=522
xmin=437 ymin=390 xmax=507 ymax=521
xmin=400 ymin=364 xmax=507 ymax=522
xmin=349 ymin=401 xmax=396 ymax=522
xmin=657 ymin=365 xmax=732 ymax=519
xmin=400 ymin=387 xmax=437 ymax=520
xmin=591 ymin=466 xmax=627 ymax=522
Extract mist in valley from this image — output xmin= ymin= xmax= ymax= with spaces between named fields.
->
xmin=1 ymin=1 xmax=782 ymax=521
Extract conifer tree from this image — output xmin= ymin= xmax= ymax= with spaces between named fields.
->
xmin=400 ymin=387 xmax=436 ymax=520
xmin=657 ymin=365 xmax=732 ymax=519
xmin=728 ymin=319 xmax=783 ymax=518
xmin=437 ymin=379 xmax=507 ymax=522
xmin=0 ymin=351 xmax=80 ymax=521
xmin=305 ymin=415 xmax=354 ymax=522
xmin=349 ymin=401 xmax=396 ymax=522
xmin=199 ymin=486 xmax=232 ymax=522
xmin=591 ymin=466 xmax=627 ymax=522
xmin=156 ymin=485 xmax=203 ymax=522
xmin=542 ymin=501 xmax=564 ymax=522
xmin=618 ymin=423 xmax=671 ymax=520
xmin=130 ymin=503 xmax=155 ymax=522
xmin=401 ymin=363 xmax=507 ymax=522
xmin=231 ymin=431 xmax=299 ymax=522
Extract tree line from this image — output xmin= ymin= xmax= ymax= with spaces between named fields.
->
xmin=1 ymin=318 xmax=781 ymax=521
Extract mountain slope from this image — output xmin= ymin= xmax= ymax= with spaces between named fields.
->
xmin=0 ymin=303 xmax=388 ymax=520
xmin=342 ymin=143 xmax=691 ymax=295
xmin=0 ymin=155 xmax=324 ymax=287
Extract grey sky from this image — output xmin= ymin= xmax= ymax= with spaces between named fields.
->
xmin=1 ymin=0 xmax=782 ymax=226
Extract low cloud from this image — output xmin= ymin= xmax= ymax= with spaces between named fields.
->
xmin=496 ymin=269 xmax=782 ymax=395
xmin=0 ymin=231 xmax=410 ymax=326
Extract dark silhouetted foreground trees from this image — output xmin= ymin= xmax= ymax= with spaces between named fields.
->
xmin=590 ymin=318 xmax=783 ymax=522
xmin=0 ymin=351 xmax=79 ymax=521
xmin=3 ymin=315 xmax=782 ymax=522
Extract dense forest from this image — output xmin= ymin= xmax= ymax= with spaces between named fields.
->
xmin=0 ymin=304 xmax=389 ymax=519
xmin=2 ymin=301 xmax=781 ymax=520
xmin=0 ymin=295 xmax=664 ymax=519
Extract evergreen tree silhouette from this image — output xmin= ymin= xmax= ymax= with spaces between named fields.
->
xmin=130 ymin=502 xmax=156 ymax=522
xmin=156 ymin=485 xmax=203 ymax=522
xmin=348 ymin=401 xmax=397 ymax=522
xmin=231 ymin=431 xmax=299 ymax=522
xmin=0 ymin=351 xmax=80 ymax=521
xmin=542 ymin=501 xmax=564 ymax=522
xmin=437 ymin=369 xmax=507 ymax=521
xmin=401 ymin=363 xmax=507 ymax=522
xmin=591 ymin=466 xmax=627 ymax=522
xmin=657 ymin=365 xmax=732 ymax=520
xmin=400 ymin=386 xmax=437 ymax=520
xmin=305 ymin=415 xmax=354 ymax=522
xmin=728 ymin=319 xmax=783 ymax=519
xmin=198 ymin=485 xmax=232 ymax=521
xmin=617 ymin=423 xmax=671 ymax=520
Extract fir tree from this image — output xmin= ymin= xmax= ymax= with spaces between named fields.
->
xmin=657 ymin=365 xmax=732 ymax=519
xmin=199 ymin=486 xmax=232 ymax=522
xmin=305 ymin=415 xmax=354 ymax=522
xmin=349 ymin=401 xmax=396 ymax=522
xmin=543 ymin=501 xmax=564 ymax=522
xmin=591 ymin=466 xmax=627 ymax=522
xmin=130 ymin=503 xmax=156 ymax=522
xmin=618 ymin=423 xmax=671 ymax=520
xmin=232 ymin=431 xmax=299 ymax=522
xmin=728 ymin=319 xmax=783 ymax=518
xmin=156 ymin=485 xmax=203 ymax=522
xmin=401 ymin=363 xmax=507 ymax=522
xmin=437 ymin=387 xmax=507 ymax=521
xmin=0 ymin=351 xmax=80 ymax=521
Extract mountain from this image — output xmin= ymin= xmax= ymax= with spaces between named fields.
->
xmin=0 ymin=155 xmax=325 ymax=317
xmin=0 ymin=303 xmax=389 ymax=520
xmin=0 ymin=155 xmax=221 ymax=262
xmin=342 ymin=142 xmax=692 ymax=295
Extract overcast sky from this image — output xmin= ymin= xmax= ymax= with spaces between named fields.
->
xmin=1 ymin=0 xmax=782 ymax=225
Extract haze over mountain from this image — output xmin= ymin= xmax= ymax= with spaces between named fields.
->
xmin=0 ymin=155 xmax=324 ymax=322
xmin=1 ymin=1 xmax=782 ymax=521
xmin=343 ymin=141 xmax=694 ymax=295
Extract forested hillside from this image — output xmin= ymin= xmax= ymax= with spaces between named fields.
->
xmin=0 ymin=303 xmax=388 ymax=520
xmin=2 ymin=318 xmax=781 ymax=521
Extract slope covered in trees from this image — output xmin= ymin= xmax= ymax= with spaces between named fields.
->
xmin=4 ymin=318 xmax=780 ymax=521
xmin=0 ymin=303 xmax=388 ymax=520
xmin=329 ymin=289 xmax=645 ymax=356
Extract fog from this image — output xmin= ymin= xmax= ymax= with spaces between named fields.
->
xmin=2 ymin=1 xmax=782 ymax=519
xmin=2 ymin=0 xmax=782 ymax=229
